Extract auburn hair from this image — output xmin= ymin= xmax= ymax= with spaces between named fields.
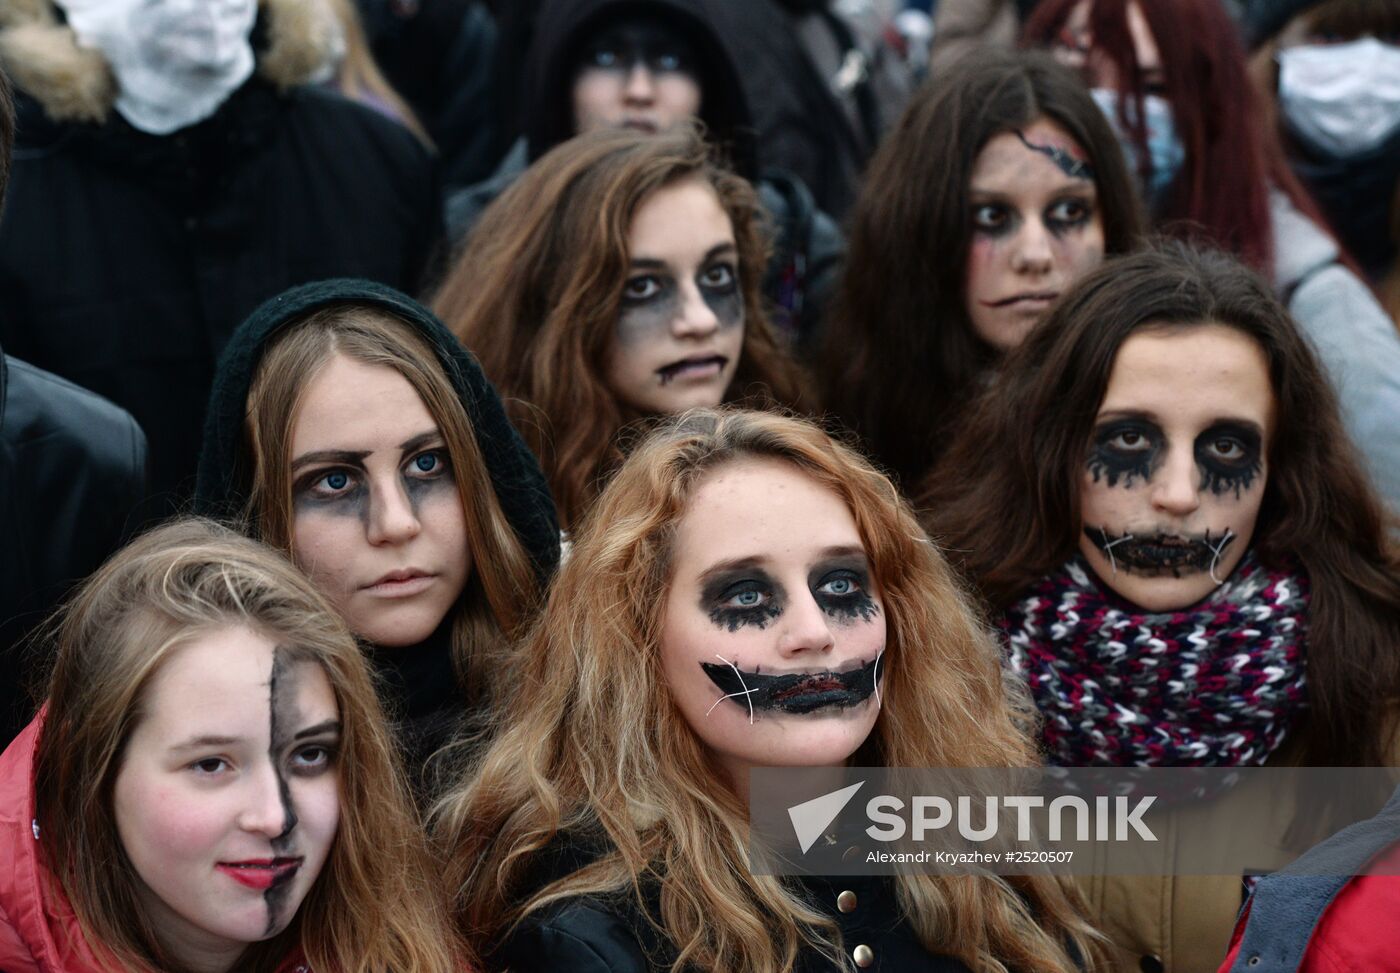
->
xmin=1022 ymin=0 xmax=1338 ymax=276
xmin=242 ymin=304 xmax=543 ymax=698
xmin=920 ymin=242 xmax=1400 ymax=768
xmin=817 ymin=49 xmax=1144 ymax=491
xmin=433 ymin=124 xmax=808 ymax=529
xmin=434 ymin=409 xmax=1105 ymax=973
xmin=33 ymin=518 xmax=463 ymax=973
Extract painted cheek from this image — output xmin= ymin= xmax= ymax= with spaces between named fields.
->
xmin=966 ymin=235 xmax=1002 ymax=298
xmin=702 ymin=288 xmax=743 ymax=331
xmin=616 ymin=289 xmax=680 ymax=347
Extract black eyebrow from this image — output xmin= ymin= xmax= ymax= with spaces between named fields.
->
xmin=697 ymin=555 xmax=767 ymax=586
xmin=291 ymin=449 xmax=369 ymax=473
xmin=1200 ymin=419 xmax=1265 ymax=439
xmin=398 ymin=430 xmax=444 ymax=453
xmin=293 ymin=719 xmax=342 ymax=742
xmin=1094 ymin=409 xmax=1159 ymax=425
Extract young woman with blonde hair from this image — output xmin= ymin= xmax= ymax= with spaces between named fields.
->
xmin=196 ymin=279 xmax=560 ymax=785
xmin=0 ymin=517 xmax=463 ymax=973
xmin=433 ymin=408 xmax=1103 ymax=972
xmin=433 ymin=125 xmax=808 ymax=529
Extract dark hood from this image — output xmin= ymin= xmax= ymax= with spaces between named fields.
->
xmin=194 ymin=278 xmax=560 ymax=584
xmin=523 ymin=0 xmax=759 ymax=178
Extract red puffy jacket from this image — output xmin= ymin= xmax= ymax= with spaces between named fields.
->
xmin=0 ymin=715 xmax=313 ymax=973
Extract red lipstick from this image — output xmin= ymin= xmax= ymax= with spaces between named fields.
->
xmin=217 ymin=858 xmax=302 ymax=890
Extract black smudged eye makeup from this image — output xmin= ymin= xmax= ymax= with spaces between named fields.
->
xmin=705 ymin=573 xmax=783 ymax=631
xmin=972 ymin=203 xmax=1014 ymax=237
xmin=1086 ymin=419 xmax=1162 ymax=488
xmin=1047 ymin=196 xmax=1094 ymax=235
xmin=1196 ymin=422 xmax=1263 ymax=497
xmin=811 ymin=564 xmax=879 ymax=624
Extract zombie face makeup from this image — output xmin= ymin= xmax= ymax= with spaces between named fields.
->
xmin=1078 ymin=324 xmax=1274 ymax=611
xmin=571 ymin=16 xmax=702 ymax=135
xmin=289 ymin=354 xmax=471 ymax=648
xmin=964 ymin=118 xmax=1106 ymax=351
xmin=660 ymin=457 xmax=885 ymax=796
xmin=604 ymin=178 xmax=745 ymax=415
xmin=113 ymin=627 xmax=339 ymax=972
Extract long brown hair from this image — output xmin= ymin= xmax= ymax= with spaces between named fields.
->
xmin=33 ymin=518 xmax=462 ymax=973
xmin=433 ymin=125 xmax=808 ymax=529
xmin=818 ymin=49 xmax=1144 ymax=491
xmin=243 ymin=304 xmax=542 ymax=697
xmin=920 ymin=243 xmax=1400 ymax=767
xmin=434 ymin=409 xmax=1104 ymax=973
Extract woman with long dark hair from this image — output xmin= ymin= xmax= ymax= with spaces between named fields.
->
xmin=921 ymin=242 xmax=1400 ymax=966
xmin=818 ymin=49 xmax=1144 ymax=490
xmin=1023 ymin=0 xmax=1400 ymax=511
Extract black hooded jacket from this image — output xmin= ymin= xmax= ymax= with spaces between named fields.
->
xmin=194 ymin=278 xmax=560 ymax=782
xmin=0 ymin=348 xmax=146 ymax=746
xmin=0 ymin=2 xmax=442 ymax=515
xmin=444 ymin=0 xmax=843 ymax=347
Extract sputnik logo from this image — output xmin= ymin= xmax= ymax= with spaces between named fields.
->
xmin=787 ymin=781 xmax=864 ymax=854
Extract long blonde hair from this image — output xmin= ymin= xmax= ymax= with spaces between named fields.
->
xmin=33 ymin=518 xmax=462 ymax=973
xmin=243 ymin=304 xmax=543 ymax=697
xmin=433 ymin=409 xmax=1103 ymax=972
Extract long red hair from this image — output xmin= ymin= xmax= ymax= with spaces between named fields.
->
xmin=1023 ymin=0 xmax=1336 ymax=275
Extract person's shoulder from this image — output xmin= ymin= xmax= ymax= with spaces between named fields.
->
xmin=278 ymin=85 xmax=432 ymax=165
xmin=2 ymin=356 xmax=145 ymax=470
xmin=494 ymin=896 xmax=658 ymax=973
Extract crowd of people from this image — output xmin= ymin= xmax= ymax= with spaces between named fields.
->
xmin=0 ymin=0 xmax=1397 ymax=971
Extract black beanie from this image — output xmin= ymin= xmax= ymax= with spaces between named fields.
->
xmin=194 ymin=278 xmax=561 ymax=584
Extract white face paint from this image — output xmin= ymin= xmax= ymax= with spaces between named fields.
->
xmin=57 ymin=0 xmax=258 ymax=134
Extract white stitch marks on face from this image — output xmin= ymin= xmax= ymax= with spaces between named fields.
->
xmin=706 ymin=654 xmax=757 ymax=724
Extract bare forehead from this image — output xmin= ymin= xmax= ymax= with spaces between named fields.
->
xmin=672 ymin=457 xmax=863 ymax=567
xmin=1099 ymin=326 xmax=1275 ymax=430
xmin=628 ymin=177 xmax=735 ymax=262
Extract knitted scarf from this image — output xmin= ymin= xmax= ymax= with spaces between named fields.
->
xmin=1000 ymin=550 xmax=1310 ymax=767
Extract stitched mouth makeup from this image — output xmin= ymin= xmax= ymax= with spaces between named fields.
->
xmin=701 ymin=654 xmax=884 ymax=717
xmin=1085 ymin=526 xmax=1236 ymax=580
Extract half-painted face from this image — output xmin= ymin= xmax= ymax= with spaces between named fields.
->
xmin=571 ymin=16 xmax=702 ymax=134
xmin=289 ymin=354 xmax=471 ymax=648
xmin=113 ymin=627 xmax=340 ymax=973
xmin=1078 ymin=324 xmax=1274 ymax=611
xmin=660 ymin=457 xmax=886 ymax=797
xmin=604 ymin=178 xmax=745 ymax=415
xmin=965 ymin=118 xmax=1106 ymax=351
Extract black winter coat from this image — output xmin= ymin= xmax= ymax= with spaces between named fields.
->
xmin=0 ymin=352 xmax=146 ymax=744
xmin=0 ymin=74 xmax=441 ymax=511
xmin=495 ymin=872 xmax=975 ymax=972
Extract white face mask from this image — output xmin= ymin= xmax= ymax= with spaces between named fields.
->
xmin=1278 ymin=37 xmax=1400 ymax=159
xmin=57 ymin=0 xmax=258 ymax=135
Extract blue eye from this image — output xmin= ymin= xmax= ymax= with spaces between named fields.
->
xmin=320 ymin=471 xmax=349 ymax=492
xmin=733 ymin=589 xmax=762 ymax=606
xmin=415 ymin=452 xmax=439 ymax=473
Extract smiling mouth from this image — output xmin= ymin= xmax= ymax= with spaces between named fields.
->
xmin=217 ymin=858 xmax=302 ymax=891
xmin=657 ymin=355 xmax=728 ymax=386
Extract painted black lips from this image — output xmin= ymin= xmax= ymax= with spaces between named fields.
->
xmin=701 ymin=656 xmax=883 ymax=715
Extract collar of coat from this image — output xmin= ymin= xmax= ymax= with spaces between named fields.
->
xmin=0 ymin=0 xmax=343 ymax=125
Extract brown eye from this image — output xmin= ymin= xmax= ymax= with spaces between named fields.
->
xmin=1112 ymin=430 xmax=1148 ymax=449
xmin=1211 ymin=438 xmax=1244 ymax=461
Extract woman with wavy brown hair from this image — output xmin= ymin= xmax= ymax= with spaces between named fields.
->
xmin=433 ymin=125 xmax=808 ymax=529
xmin=818 ymin=49 xmax=1144 ymax=491
xmin=920 ymin=242 xmax=1400 ymax=967
xmin=0 ymin=518 xmax=463 ymax=973
xmin=433 ymin=408 xmax=1105 ymax=972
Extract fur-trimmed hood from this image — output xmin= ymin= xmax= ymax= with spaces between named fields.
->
xmin=0 ymin=0 xmax=343 ymax=124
